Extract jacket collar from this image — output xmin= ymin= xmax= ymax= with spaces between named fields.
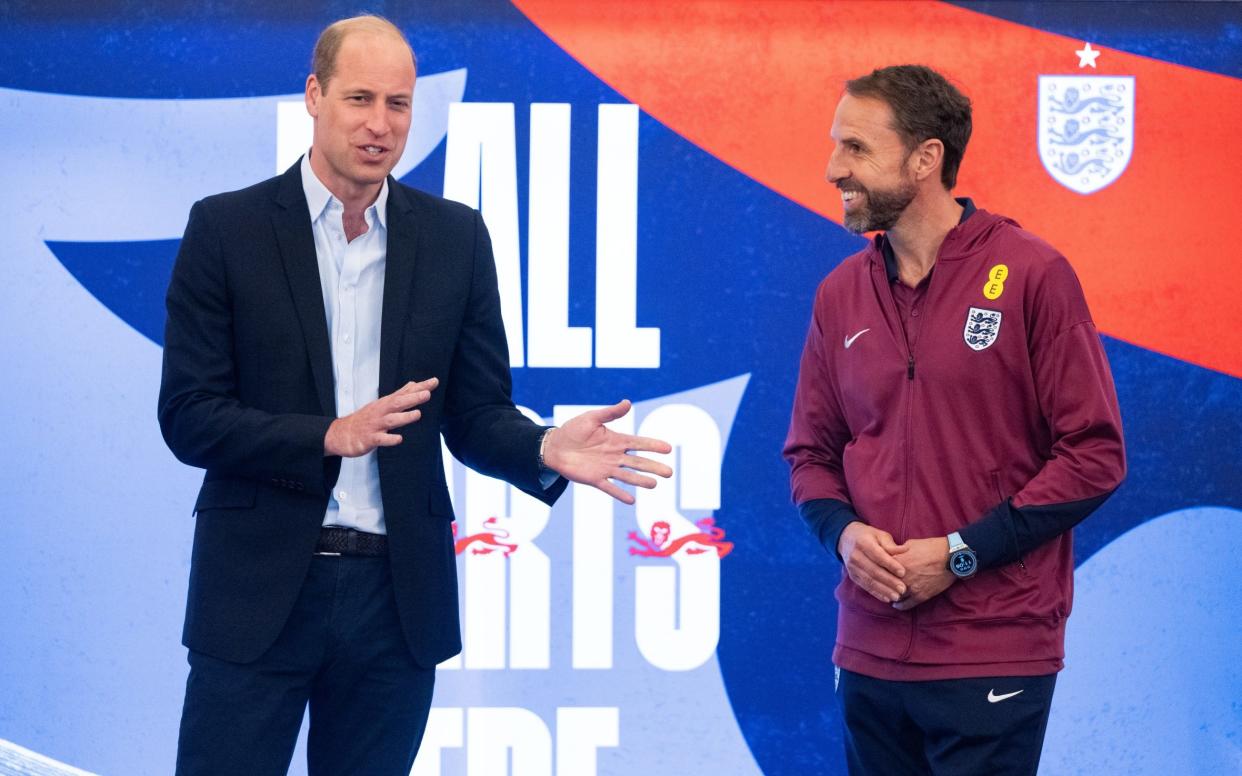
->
xmin=880 ymin=197 xmax=978 ymax=283
xmin=378 ymin=178 xmax=420 ymax=396
xmin=272 ymin=159 xmax=336 ymax=416
xmin=300 ymin=151 xmax=390 ymax=231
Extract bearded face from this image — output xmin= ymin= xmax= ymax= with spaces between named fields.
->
xmin=839 ymin=172 xmax=918 ymax=235
xmin=827 ymin=93 xmax=925 ymax=235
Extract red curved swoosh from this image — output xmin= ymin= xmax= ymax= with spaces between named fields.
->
xmin=515 ymin=0 xmax=1242 ymax=378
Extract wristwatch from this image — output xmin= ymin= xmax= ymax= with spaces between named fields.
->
xmin=946 ymin=531 xmax=978 ymax=579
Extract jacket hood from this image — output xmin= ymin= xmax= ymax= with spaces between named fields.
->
xmin=868 ymin=202 xmax=1020 ymax=270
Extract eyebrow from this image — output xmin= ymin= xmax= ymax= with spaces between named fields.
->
xmin=834 ymin=133 xmax=868 ymax=149
xmin=342 ymin=89 xmax=412 ymax=101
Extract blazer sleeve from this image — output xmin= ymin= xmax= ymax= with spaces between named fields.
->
xmin=439 ymin=210 xmax=566 ymax=505
xmin=157 ymin=200 xmax=337 ymax=496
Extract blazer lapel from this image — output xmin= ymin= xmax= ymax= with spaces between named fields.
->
xmin=379 ymin=179 xmax=420 ymax=395
xmin=272 ymin=162 xmax=336 ymax=417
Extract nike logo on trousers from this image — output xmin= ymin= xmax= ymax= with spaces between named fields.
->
xmin=987 ymin=689 xmax=1024 ymax=703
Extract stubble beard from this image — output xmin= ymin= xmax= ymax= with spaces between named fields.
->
xmin=842 ymin=179 xmax=918 ymax=235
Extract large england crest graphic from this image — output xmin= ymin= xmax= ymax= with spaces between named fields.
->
xmin=964 ymin=307 xmax=1002 ymax=351
xmin=1038 ymin=75 xmax=1134 ymax=194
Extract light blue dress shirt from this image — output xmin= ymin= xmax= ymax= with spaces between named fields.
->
xmin=301 ymin=153 xmax=390 ymax=535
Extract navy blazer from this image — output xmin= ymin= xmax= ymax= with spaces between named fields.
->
xmin=158 ymin=161 xmax=566 ymax=667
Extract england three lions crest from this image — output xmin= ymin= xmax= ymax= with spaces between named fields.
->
xmin=1039 ymin=75 xmax=1134 ymax=194
xmin=964 ymin=307 xmax=1002 ymax=351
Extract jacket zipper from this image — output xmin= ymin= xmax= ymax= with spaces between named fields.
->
xmin=885 ymin=255 xmax=941 ymax=662
xmin=877 ymin=262 xmax=919 ymax=661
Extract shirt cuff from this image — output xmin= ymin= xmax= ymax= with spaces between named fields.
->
xmin=536 ymin=426 xmax=558 ymax=490
xmin=798 ymin=498 xmax=860 ymax=562
xmin=537 ymin=468 xmax=560 ymax=490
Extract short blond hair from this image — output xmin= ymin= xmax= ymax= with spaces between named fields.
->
xmin=311 ymin=15 xmax=416 ymax=93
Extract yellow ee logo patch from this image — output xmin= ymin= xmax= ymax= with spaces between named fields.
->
xmin=982 ymin=263 xmax=1008 ymax=300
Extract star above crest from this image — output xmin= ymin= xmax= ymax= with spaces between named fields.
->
xmin=1076 ymin=41 xmax=1101 ymax=68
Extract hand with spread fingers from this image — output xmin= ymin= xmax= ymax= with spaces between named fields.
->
xmin=324 ymin=377 xmax=439 ymax=458
xmin=541 ymin=399 xmax=673 ymax=504
xmin=838 ymin=521 xmax=909 ymax=603
xmin=890 ymin=536 xmax=956 ymax=611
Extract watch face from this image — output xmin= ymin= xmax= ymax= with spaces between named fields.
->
xmin=951 ymin=550 xmax=977 ymax=577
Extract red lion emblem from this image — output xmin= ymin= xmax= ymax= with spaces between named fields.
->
xmin=627 ymin=517 xmax=733 ymax=559
xmin=451 ymin=517 xmax=518 ymax=556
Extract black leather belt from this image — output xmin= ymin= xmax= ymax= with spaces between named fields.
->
xmin=315 ymin=527 xmax=387 ymax=557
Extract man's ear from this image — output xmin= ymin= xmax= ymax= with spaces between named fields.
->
xmin=305 ymin=74 xmax=321 ymax=118
xmin=911 ymin=138 xmax=944 ymax=183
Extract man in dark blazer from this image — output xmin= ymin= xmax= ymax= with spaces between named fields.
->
xmin=158 ymin=15 xmax=671 ymax=776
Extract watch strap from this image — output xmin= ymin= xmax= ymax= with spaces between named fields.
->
xmin=947 ymin=530 xmax=967 ymax=553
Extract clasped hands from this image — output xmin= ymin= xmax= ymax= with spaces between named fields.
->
xmin=325 ymin=378 xmax=672 ymax=504
xmin=837 ymin=522 xmax=956 ymax=611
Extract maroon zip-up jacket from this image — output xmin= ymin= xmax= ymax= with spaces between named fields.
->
xmin=784 ymin=203 xmax=1125 ymax=680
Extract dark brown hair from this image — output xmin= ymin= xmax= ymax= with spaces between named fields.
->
xmin=846 ymin=65 xmax=972 ymax=189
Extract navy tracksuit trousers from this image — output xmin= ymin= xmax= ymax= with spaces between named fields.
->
xmin=836 ymin=668 xmax=1057 ymax=775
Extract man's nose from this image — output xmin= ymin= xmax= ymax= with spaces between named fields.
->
xmin=365 ymin=104 xmax=390 ymax=136
xmin=825 ymin=148 xmax=846 ymax=185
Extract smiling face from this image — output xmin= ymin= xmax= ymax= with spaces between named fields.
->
xmin=304 ymin=29 xmax=415 ymax=205
xmin=825 ymin=93 xmax=919 ymax=234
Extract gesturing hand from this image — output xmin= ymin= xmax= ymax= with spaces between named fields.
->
xmin=838 ymin=522 xmax=909 ymax=604
xmin=324 ymin=377 xmax=439 ymax=458
xmin=890 ymin=537 xmax=956 ymax=611
xmin=542 ymin=399 xmax=673 ymax=505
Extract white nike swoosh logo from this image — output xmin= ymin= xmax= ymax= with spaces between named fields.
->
xmin=844 ymin=328 xmax=871 ymax=349
xmin=987 ymin=689 xmax=1024 ymax=703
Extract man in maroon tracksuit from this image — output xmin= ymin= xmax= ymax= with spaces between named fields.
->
xmin=783 ymin=65 xmax=1126 ymax=775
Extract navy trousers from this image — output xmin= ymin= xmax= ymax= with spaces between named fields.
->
xmin=836 ymin=668 xmax=1056 ymax=776
xmin=175 ymin=556 xmax=436 ymax=776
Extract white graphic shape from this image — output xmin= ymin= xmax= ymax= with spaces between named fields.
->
xmin=528 ymin=104 xmax=592 ymax=367
xmin=596 ymin=103 xmax=661 ymax=367
xmin=1076 ymin=42 xmax=1100 ymax=69
xmin=1039 ymin=75 xmax=1134 ymax=194
xmin=1042 ymin=508 xmax=1242 ymax=775
xmin=443 ymin=101 xmax=659 ymax=369
xmin=987 ymin=689 xmax=1024 ymax=703
xmin=556 ymin=707 xmax=621 ymax=776
xmin=555 ymin=404 xmax=632 ymax=670
xmin=410 ymin=708 xmax=464 ymax=776
xmin=466 ymin=707 xmax=551 ymax=776
xmin=634 ymin=404 xmax=723 ymax=671
xmin=443 ymin=102 xmax=525 ymax=366
xmin=0 ymin=739 xmax=99 ymax=775
xmin=454 ymin=406 xmax=552 ymax=670
xmin=0 ymin=71 xmax=463 ymax=242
